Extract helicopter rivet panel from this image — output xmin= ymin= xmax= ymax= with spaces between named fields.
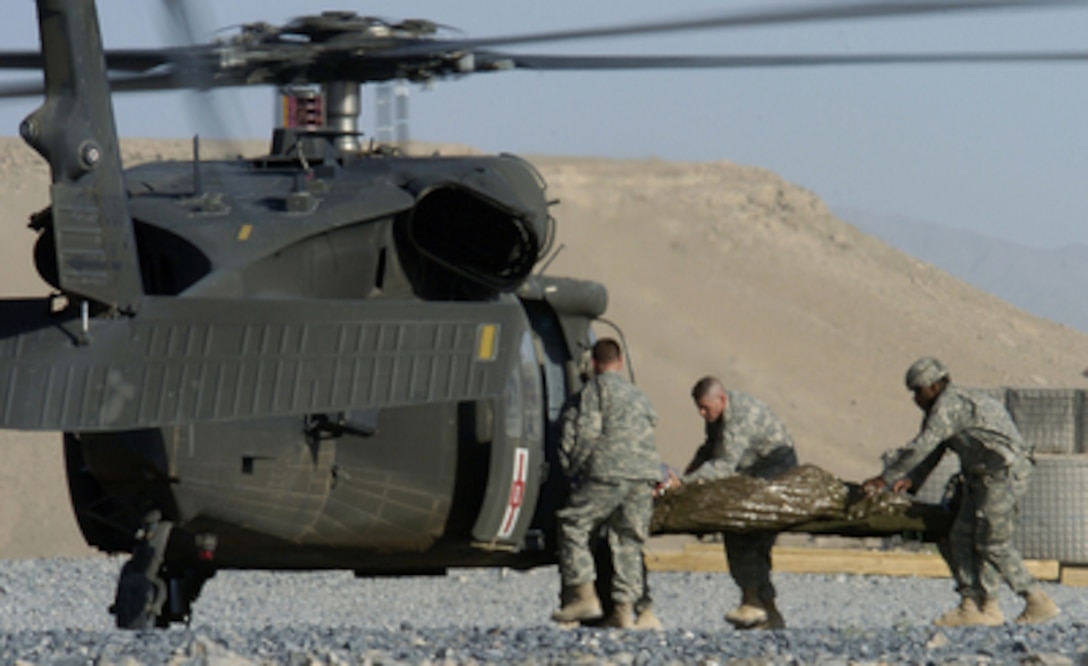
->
xmin=121 ymin=174 xmax=415 ymax=299
xmin=172 ymin=427 xmax=340 ymax=546
xmin=50 ymin=184 xmax=140 ymax=304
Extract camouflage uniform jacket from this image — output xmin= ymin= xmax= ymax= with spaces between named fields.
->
xmin=559 ymin=370 xmax=660 ymax=482
xmin=683 ymin=389 xmax=797 ymax=482
xmin=882 ymin=384 xmax=1032 ymax=483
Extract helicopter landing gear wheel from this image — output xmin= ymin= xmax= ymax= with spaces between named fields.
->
xmin=112 ymin=511 xmax=173 ymax=630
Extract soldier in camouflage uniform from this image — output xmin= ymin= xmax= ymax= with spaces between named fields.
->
xmin=862 ymin=356 xmax=1060 ymax=626
xmin=552 ymin=338 xmax=661 ymax=629
xmin=663 ymin=376 xmax=798 ymax=630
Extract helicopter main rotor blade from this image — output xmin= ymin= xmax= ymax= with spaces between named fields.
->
xmin=497 ymin=51 xmax=1088 ymax=71
xmin=0 ymin=52 xmax=46 ymax=70
xmin=2 ymin=46 xmax=1087 ymax=101
xmin=0 ymin=78 xmax=44 ymax=99
xmin=0 ymin=49 xmax=182 ymax=73
xmin=0 ymin=71 xmax=210 ymax=99
xmin=156 ymin=0 xmax=253 ymax=145
xmin=0 ymin=0 xmax=1084 ymax=98
xmin=379 ymin=0 xmax=1088 ymax=57
xmin=162 ymin=0 xmax=201 ymax=46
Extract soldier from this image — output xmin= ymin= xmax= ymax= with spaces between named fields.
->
xmin=662 ymin=376 xmax=798 ymax=630
xmin=552 ymin=338 xmax=661 ymax=629
xmin=862 ymin=356 xmax=1060 ymax=626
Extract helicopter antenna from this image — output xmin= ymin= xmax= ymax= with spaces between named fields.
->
xmin=191 ymin=134 xmax=202 ymax=196
xmin=297 ymin=141 xmax=312 ymax=175
xmin=595 ymin=317 xmax=636 ymax=385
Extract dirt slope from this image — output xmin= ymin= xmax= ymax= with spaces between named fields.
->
xmin=1 ymin=138 xmax=1086 ymax=557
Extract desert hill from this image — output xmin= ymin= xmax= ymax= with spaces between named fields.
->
xmin=835 ymin=204 xmax=1088 ymax=335
xmin=1 ymin=137 xmax=1087 ymax=558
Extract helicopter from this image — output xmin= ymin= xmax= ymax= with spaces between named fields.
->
xmin=0 ymin=0 xmax=1086 ymax=630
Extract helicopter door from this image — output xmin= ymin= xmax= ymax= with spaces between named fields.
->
xmin=470 ymin=329 xmax=544 ymax=549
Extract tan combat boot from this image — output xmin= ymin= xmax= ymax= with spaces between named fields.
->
xmin=551 ymin=582 xmax=604 ymax=624
xmin=753 ymin=598 xmax=786 ymax=630
xmin=977 ymin=597 xmax=1005 ymax=626
xmin=634 ymin=606 xmax=664 ymax=631
xmin=933 ymin=596 xmax=987 ymax=627
xmin=725 ymin=587 xmax=768 ymax=628
xmin=1016 ymin=588 xmax=1060 ymax=624
xmin=600 ymin=602 xmax=635 ymax=629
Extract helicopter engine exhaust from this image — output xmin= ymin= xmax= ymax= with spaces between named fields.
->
xmin=404 ymin=184 xmax=541 ymax=293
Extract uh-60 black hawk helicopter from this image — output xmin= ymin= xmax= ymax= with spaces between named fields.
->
xmin=0 ymin=0 xmax=1083 ymax=630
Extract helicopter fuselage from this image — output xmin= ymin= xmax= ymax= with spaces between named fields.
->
xmin=62 ymin=294 xmax=582 ymax=575
xmin=24 ymin=146 xmax=606 ymax=576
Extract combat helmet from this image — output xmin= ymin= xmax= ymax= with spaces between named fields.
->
xmin=905 ymin=356 xmax=949 ymax=390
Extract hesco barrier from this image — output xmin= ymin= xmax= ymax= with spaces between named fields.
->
xmin=914 ymin=388 xmax=1088 ymax=564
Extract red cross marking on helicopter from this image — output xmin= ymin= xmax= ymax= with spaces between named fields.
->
xmin=498 ymin=447 xmax=529 ymax=538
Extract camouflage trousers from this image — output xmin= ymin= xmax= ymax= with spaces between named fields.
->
xmin=939 ymin=458 xmax=1036 ymax=599
xmin=723 ymin=530 xmax=778 ymax=602
xmin=557 ymin=478 xmax=654 ymax=604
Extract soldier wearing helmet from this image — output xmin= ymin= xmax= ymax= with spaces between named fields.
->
xmin=862 ymin=356 xmax=1059 ymax=627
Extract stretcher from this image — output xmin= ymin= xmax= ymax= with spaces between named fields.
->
xmin=649 ymin=464 xmax=951 ymax=542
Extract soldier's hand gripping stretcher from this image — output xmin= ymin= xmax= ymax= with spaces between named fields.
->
xmin=861 ymin=475 xmax=914 ymax=497
xmin=653 ymin=466 xmax=682 ymax=499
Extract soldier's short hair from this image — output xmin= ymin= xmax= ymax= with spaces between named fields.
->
xmin=691 ymin=376 xmax=724 ymax=401
xmin=592 ymin=338 xmax=623 ymax=365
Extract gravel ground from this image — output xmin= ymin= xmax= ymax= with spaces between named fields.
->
xmin=0 ymin=555 xmax=1085 ymax=664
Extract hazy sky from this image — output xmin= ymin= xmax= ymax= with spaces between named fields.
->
xmin=2 ymin=1 xmax=1088 ymax=248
